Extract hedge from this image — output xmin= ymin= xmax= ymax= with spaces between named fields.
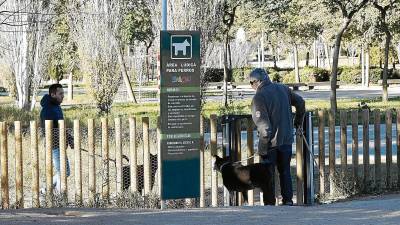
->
xmin=282 ymin=66 xmax=329 ymax=83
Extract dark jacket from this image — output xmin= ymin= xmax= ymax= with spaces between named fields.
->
xmin=251 ymin=76 xmax=305 ymax=155
xmin=40 ymin=94 xmax=73 ymax=149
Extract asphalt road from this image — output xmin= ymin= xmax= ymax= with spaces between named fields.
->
xmin=204 ymin=85 xmax=400 ymax=101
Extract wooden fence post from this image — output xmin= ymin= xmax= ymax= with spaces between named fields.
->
xmin=340 ymin=111 xmax=348 ymax=177
xmin=115 ymin=118 xmax=122 ymax=194
xmin=45 ymin=120 xmax=53 ymax=207
xmin=351 ymin=110 xmax=359 ymax=185
xmin=30 ymin=121 xmax=40 ymax=208
xmin=157 ymin=117 xmax=165 ymax=209
xmin=362 ymin=109 xmax=370 ymax=188
xmin=101 ymin=118 xmax=109 ymax=203
xmin=247 ymin=118 xmax=255 ymax=206
xmin=74 ymin=120 xmax=82 ymax=205
xmin=143 ymin=117 xmax=151 ymax=195
xmin=328 ymin=110 xmax=336 ymax=194
xmin=235 ymin=119 xmax=244 ymax=206
xmin=374 ymin=109 xmax=381 ymax=189
xmin=129 ymin=117 xmax=138 ymax=193
xmin=210 ymin=115 xmax=218 ymax=207
xmin=88 ymin=119 xmax=96 ymax=204
xmin=318 ymin=110 xmax=325 ymax=195
xmin=200 ymin=116 xmax=205 ymax=207
xmin=296 ymin=126 xmax=304 ymax=205
xmin=59 ymin=120 xmax=67 ymax=202
xmin=15 ymin=121 xmax=23 ymax=208
xmin=385 ymin=109 xmax=392 ymax=189
xmin=1 ymin=122 xmax=9 ymax=209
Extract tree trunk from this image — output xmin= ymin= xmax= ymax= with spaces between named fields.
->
xmin=15 ymin=26 xmax=31 ymax=110
xmin=68 ymin=72 xmax=73 ymax=101
xmin=306 ymin=52 xmax=310 ymax=67
xmin=261 ymin=32 xmax=264 ymax=68
xmin=397 ymin=42 xmax=400 ymax=64
xmin=382 ymin=31 xmax=391 ymax=102
xmin=331 ymin=19 xmax=351 ymax=113
xmin=223 ymin=34 xmax=229 ymax=107
xmin=145 ymin=42 xmax=152 ymax=81
xmin=228 ymin=42 xmax=232 ymax=75
xmin=145 ymin=48 xmax=150 ymax=82
xmin=313 ymin=39 xmax=318 ymax=67
xmin=294 ymin=44 xmax=300 ymax=83
xmin=324 ymin=43 xmax=331 ymax=70
xmin=117 ymin=45 xmax=137 ymax=103
xmin=361 ymin=45 xmax=365 ymax=86
xmin=366 ymin=48 xmax=370 ymax=87
xmin=273 ymin=47 xmax=277 ymax=69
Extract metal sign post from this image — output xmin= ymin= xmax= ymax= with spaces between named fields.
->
xmin=303 ymin=112 xmax=314 ymax=205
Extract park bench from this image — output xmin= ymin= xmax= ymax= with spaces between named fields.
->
xmin=378 ymin=79 xmax=400 ymax=86
xmin=212 ymin=82 xmax=237 ymax=90
xmin=306 ymin=82 xmax=339 ymax=90
xmin=286 ymin=83 xmax=307 ymax=91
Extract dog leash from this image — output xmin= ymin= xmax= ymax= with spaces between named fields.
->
xmin=79 ymin=148 xmax=129 ymax=164
xmin=296 ymin=128 xmax=319 ymax=167
xmin=230 ymin=129 xmax=317 ymax=167
xmin=232 ymin=155 xmax=256 ymax=165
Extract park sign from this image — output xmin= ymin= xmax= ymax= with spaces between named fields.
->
xmin=160 ymin=31 xmax=200 ymax=200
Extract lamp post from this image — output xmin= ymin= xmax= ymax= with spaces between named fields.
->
xmin=162 ymin=0 xmax=167 ymax=30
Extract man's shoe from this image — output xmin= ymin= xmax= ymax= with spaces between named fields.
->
xmin=282 ymin=200 xmax=293 ymax=206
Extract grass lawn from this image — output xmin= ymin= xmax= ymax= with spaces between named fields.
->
xmin=1 ymin=94 xmax=400 ymax=125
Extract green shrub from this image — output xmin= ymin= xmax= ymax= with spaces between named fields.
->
xmin=338 ymin=67 xmax=361 ymax=84
xmin=336 ymin=67 xmax=399 ymax=84
xmin=266 ymin=68 xmax=286 ymax=82
xmin=282 ymin=66 xmax=329 ymax=83
xmin=282 ymin=72 xmax=296 ymax=83
xmin=0 ymin=106 xmax=39 ymax=124
xmin=204 ymin=68 xmax=224 ymax=82
xmin=232 ymin=67 xmax=252 ymax=82
xmin=369 ymin=68 xmax=382 ymax=84
xmin=389 ymin=69 xmax=400 ymax=79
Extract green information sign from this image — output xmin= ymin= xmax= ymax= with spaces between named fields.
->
xmin=160 ymin=31 xmax=200 ymax=200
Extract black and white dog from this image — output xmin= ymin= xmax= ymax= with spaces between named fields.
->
xmin=213 ymin=155 xmax=275 ymax=205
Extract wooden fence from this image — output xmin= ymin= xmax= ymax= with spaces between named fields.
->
xmin=0 ymin=109 xmax=399 ymax=209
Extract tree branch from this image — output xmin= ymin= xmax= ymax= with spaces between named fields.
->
xmin=348 ymin=0 xmax=369 ymax=18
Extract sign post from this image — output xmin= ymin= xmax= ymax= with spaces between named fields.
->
xmin=160 ymin=31 xmax=201 ymax=200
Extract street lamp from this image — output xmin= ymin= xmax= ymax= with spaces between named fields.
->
xmin=162 ymin=0 xmax=167 ymax=30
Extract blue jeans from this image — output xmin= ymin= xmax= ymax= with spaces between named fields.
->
xmin=52 ymin=148 xmax=70 ymax=191
xmin=261 ymin=145 xmax=293 ymax=203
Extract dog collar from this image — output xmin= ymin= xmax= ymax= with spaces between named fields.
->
xmin=219 ymin=161 xmax=231 ymax=171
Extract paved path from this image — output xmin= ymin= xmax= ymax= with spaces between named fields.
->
xmin=1 ymin=194 xmax=400 ymax=225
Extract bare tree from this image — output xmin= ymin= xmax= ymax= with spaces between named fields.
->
xmin=0 ymin=0 xmax=51 ymax=110
xmin=72 ymin=0 xmax=124 ymax=113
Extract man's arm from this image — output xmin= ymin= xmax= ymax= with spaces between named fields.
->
xmin=251 ymin=94 xmax=272 ymax=151
xmin=288 ymin=88 xmax=306 ymax=128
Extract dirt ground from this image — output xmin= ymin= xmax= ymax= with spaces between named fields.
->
xmin=0 ymin=194 xmax=400 ymax=225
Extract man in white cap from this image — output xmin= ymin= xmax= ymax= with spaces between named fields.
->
xmin=249 ymin=68 xmax=305 ymax=206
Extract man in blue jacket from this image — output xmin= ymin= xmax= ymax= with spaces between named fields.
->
xmin=40 ymin=83 xmax=72 ymax=192
xmin=249 ymin=68 xmax=305 ymax=206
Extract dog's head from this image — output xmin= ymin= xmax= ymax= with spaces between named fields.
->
xmin=212 ymin=155 xmax=231 ymax=172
